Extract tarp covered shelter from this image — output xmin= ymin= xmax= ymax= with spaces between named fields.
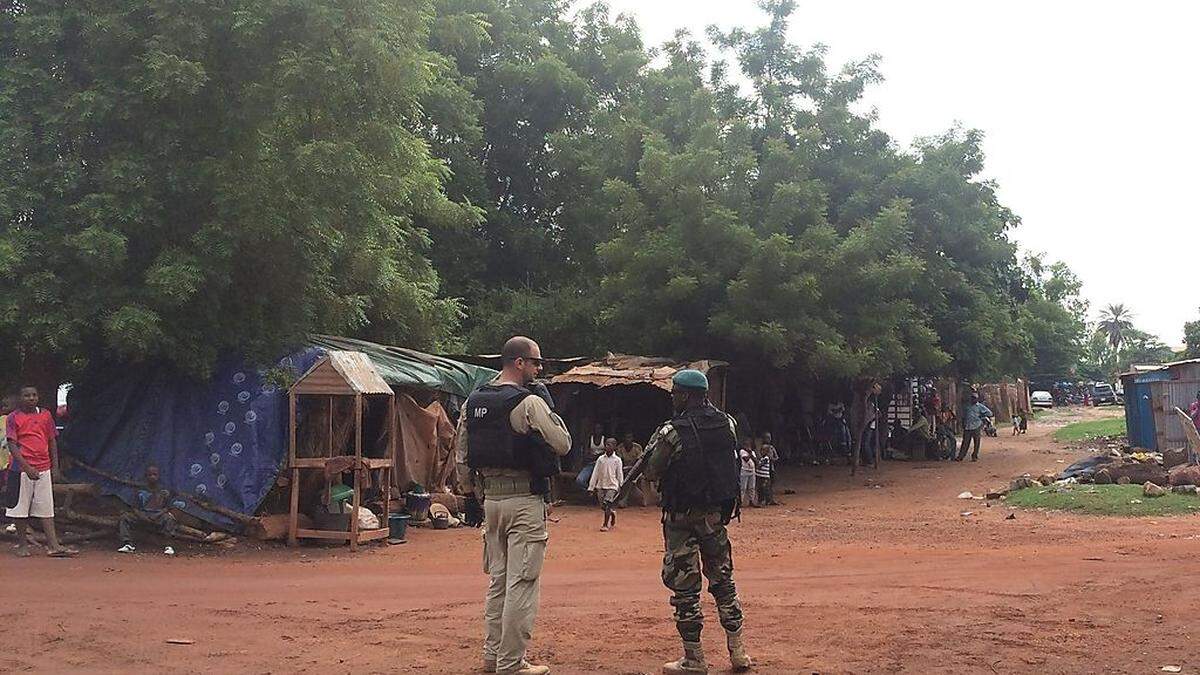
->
xmin=547 ymin=354 xmax=728 ymax=467
xmin=309 ymin=335 xmax=495 ymax=399
xmin=63 ymin=338 xmax=495 ymax=530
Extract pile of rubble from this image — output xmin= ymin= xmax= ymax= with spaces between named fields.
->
xmin=999 ymin=446 xmax=1200 ymax=499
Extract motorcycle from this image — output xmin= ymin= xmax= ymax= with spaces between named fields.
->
xmin=934 ymin=425 xmax=958 ymax=460
xmin=981 ymin=416 xmax=998 ymax=438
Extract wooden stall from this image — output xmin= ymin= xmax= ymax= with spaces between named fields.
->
xmin=287 ymin=351 xmax=395 ymax=551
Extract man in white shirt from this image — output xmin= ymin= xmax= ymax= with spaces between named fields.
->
xmin=588 ymin=438 xmax=624 ymax=531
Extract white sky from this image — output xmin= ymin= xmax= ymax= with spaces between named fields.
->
xmin=588 ymin=0 xmax=1197 ymax=345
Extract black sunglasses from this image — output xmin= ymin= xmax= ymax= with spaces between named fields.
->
xmin=506 ymin=356 xmax=546 ymax=366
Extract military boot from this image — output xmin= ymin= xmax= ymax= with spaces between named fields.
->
xmin=662 ymin=641 xmax=708 ymax=674
xmin=496 ymin=662 xmax=549 ymax=675
xmin=726 ymin=629 xmax=753 ymax=671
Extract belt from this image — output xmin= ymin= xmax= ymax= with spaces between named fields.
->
xmin=482 ymin=474 xmax=533 ymax=499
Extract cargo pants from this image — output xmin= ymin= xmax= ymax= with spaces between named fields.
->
xmin=661 ymin=509 xmax=744 ymax=642
xmin=483 ymin=491 xmax=549 ymax=672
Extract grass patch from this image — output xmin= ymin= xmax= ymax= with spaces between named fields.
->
xmin=1053 ymin=416 xmax=1126 ymax=443
xmin=1006 ymin=484 xmax=1200 ymax=517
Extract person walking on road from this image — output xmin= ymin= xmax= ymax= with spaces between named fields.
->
xmin=637 ymin=369 xmax=753 ymax=674
xmin=956 ymin=392 xmax=993 ymax=462
xmin=456 ymin=336 xmax=572 ymax=675
xmin=587 ymin=439 xmax=623 ymax=531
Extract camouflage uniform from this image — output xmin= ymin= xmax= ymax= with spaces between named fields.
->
xmin=643 ymin=417 xmax=745 ymax=642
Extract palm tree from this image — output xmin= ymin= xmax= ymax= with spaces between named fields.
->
xmin=1098 ymin=303 xmax=1133 ymax=353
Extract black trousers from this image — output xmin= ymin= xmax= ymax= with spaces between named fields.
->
xmin=957 ymin=428 xmax=981 ymax=460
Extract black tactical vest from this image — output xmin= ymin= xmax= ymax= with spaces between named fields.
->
xmin=464 ymin=384 xmax=560 ymax=493
xmin=465 ymin=384 xmax=534 ymax=469
xmin=659 ymin=402 xmax=739 ymax=513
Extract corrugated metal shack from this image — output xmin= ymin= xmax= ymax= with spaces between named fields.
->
xmin=1121 ymin=359 xmax=1200 ymax=451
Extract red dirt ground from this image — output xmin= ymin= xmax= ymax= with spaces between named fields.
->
xmin=7 ymin=407 xmax=1199 ymax=674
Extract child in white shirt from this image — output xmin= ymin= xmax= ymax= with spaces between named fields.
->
xmin=588 ymin=438 xmax=624 ymax=531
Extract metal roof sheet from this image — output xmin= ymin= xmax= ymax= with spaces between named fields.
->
xmin=293 ymin=351 xmax=393 ymax=395
xmin=549 ymin=354 xmax=728 ymax=391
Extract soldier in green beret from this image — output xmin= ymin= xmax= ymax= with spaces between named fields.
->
xmin=630 ymin=368 xmax=753 ymax=673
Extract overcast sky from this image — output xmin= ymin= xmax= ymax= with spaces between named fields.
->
xmin=588 ymin=0 xmax=1196 ymax=346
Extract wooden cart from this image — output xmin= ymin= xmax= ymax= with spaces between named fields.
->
xmin=287 ymin=351 xmax=394 ymax=551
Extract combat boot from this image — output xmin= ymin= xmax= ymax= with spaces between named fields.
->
xmin=662 ymin=641 xmax=708 ymax=674
xmin=496 ymin=663 xmax=549 ymax=675
xmin=726 ymin=629 xmax=753 ymax=671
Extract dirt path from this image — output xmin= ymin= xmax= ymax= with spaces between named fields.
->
xmin=8 ymin=406 xmax=1198 ymax=674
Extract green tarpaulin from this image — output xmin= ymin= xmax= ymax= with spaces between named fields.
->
xmin=308 ymin=335 xmax=496 ymax=398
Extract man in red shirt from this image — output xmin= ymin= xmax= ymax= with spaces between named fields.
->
xmin=1189 ymin=390 xmax=1200 ymax=434
xmin=6 ymin=385 xmax=75 ymax=557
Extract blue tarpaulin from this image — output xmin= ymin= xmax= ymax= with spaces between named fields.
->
xmin=62 ymin=338 xmax=497 ymax=531
xmin=64 ymin=349 xmax=325 ymax=530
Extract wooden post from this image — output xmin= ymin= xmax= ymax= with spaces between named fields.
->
xmin=383 ymin=396 xmax=395 ymax=530
xmin=849 ymin=389 xmax=862 ymax=476
xmin=288 ymin=391 xmax=299 ymax=547
xmin=327 ymin=395 xmax=334 ymax=458
xmin=350 ymin=393 xmax=362 ymax=552
xmin=874 ymin=409 xmax=882 ymax=468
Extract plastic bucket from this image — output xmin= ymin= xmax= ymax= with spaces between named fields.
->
xmin=575 ymin=462 xmax=595 ymax=490
xmin=388 ymin=513 xmax=411 ymax=544
xmin=404 ymin=492 xmax=432 ymax=521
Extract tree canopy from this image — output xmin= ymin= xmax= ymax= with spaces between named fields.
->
xmin=1184 ymin=310 xmax=1200 ymax=360
xmin=2 ymin=0 xmax=1091 ymax=386
xmin=421 ymin=0 xmax=1061 ymax=381
xmin=1 ymin=0 xmax=479 ymax=380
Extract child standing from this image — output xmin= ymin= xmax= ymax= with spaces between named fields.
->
xmin=756 ymin=433 xmax=780 ymax=506
xmin=738 ymin=438 xmax=757 ymax=508
xmin=587 ymin=438 xmax=623 ymax=531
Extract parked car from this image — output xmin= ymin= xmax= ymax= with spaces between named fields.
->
xmin=1030 ymin=391 xmax=1054 ymax=408
xmin=1091 ymin=383 xmax=1118 ymax=406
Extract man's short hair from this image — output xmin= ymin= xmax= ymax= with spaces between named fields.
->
xmin=501 ymin=336 xmax=537 ymax=361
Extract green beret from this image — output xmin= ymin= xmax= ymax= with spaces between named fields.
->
xmin=672 ymin=369 xmax=709 ymax=391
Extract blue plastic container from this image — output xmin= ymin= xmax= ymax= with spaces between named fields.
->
xmin=575 ymin=462 xmax=595 ymax=490
xmin=388 ymin=513 xmax=411 ymax=544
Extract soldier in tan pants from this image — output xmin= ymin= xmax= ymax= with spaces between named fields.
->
xmin=458 ymin=337 xmax=571 ymax=675
xmin=483 ymin=487 xmax=549 ymax=670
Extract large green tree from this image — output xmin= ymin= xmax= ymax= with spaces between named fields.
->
xmin=2 ymin=0 xmax=1092 ymax=389
xmin=419 ymin=0 xmax=1047 ymax=381
xmin=1080 ymin=325 xmax=1173 ymax=381
xmin=1016 ymin=254 xmax=1088 ymax=380
xmin=0 ymin=0 xmax=477 ymax=384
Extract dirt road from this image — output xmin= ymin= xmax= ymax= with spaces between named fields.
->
xmin=8 ymin=406 xmax=1199 ymax=674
